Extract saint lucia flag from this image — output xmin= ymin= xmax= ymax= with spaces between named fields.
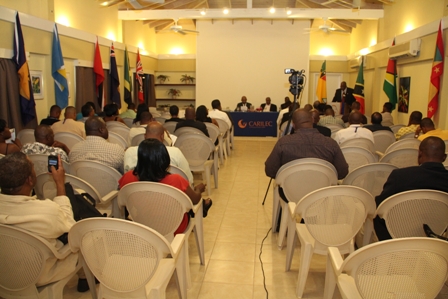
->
xmin=13 ymin=12 xmax=36 ymax=125
xmin=52 ymin=24 xmax=68 ymax=109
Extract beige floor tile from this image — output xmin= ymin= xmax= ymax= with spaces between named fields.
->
xmin=198 ymin=282 xmax=253 ymax=299
xmin=216 ymin=225 xmax=257 ymax=243
xmin=210 ymin=242 xmax=256 ymax=262
xmin=203 ymin=260 xmax=255 ymax=285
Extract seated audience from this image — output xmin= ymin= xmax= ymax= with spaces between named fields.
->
xmin=40 ymin=105 xmax=61 ymax=126
xmin=128 ymin=111 xmax=154 ymax=144
xmin=374 ymin=137 xmax=448 ymax=240
xmin=165 ymin=105 xmax=185 ymax=123
xmin=78 ymin=103 xmax=95 ymax=123
xmin=119 ymin=103 xmax=136 ymax=119
xmin=133 ymin=103 xmax=149 ymax=125
xmin=119 ymin=139 xmax=213 ymax=232
xmin=342 ymin=101 xmax=367 ymax=124
xmin=208 ymin=99 xmax=232 ymax=129
xmin=76 ymin=101 xmax=96 ymax=120
xmin=318 ymin=106 xmax=346 ymax=128
xmin=311 ymin=109 xmax=331 ymax=137
xmin=21 ymin=125 xmax=70 ymax=162
xmin=381 ymin=102 xmax=394 ymax=126
xmin=51 ymin=106 xmax=86 ymax=138
xmin=303 ymin=103 xmax=313 ymax=111
xmin=103 ymin=103 xmax=125 ymax=125
xmin=69 ymin=116 xmax=125 ymax=173
xmin=175 ymin=107 xmax=210 ymax=137
xmin=313 ymin=100 xmax=326 ymax=115
xmin=0 ymin=119 xmax=21 ymax=155
xmin=364 ymin=112 xmax=393 ymax=132
xmin=196 ymin=105 xmax=219 ymax=127
xmin=124 ymin=122 xmax=193 ymax=184
xmin=333 ymin=111 xmax=374 ymax=145
xmin=280 ymin=96 xmax=292 ymax=110
xmin=416 ymin=118 xmax=448 ymax=141
xmin=277 ymin=101 xmax=293 ymax=129
xmin=260 ymin=97 xmax=277 ymax=112
xmin=395 ymin=111 xmax=422 ymax=140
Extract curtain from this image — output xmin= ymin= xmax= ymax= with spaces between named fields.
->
xmin=133 ymin=73 xmax=156 ymax=108
xmin=0 ymin=59 xmax=37 ymax=132
xmin=75 ymin=67 xmax=109 ymax=113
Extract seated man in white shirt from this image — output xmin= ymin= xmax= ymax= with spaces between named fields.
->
xmin=124 ymin=122 xmax=194 ymax=184
xmin=209 ymin=99 xmax=232 ymax=129
xmin=333 ymin=111 xmax=374 ymax=145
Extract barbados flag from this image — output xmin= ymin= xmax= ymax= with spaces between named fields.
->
xmin=52 ymin=24 xmax=68 ymax=109
xmin=13 ymin=12 xmax=36 ymax=125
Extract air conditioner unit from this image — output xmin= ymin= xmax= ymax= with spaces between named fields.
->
xmin=389 ymin=39 xmax=421 ymax=59
xmin=349 ymin=56 xmax=366 ymax=69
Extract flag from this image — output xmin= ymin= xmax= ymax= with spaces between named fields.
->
xmin=427 ymin=21 xmax=444 ymax=118
xmin=136 ymin=49 xmax=144 ymax=103
xmin=316 ymin=60 xmax=327 ymax=103
xmin=52 ymin=24 xmax=68 ymax=109
xmin=94 ymin=37 xmax=105 ymax=109
xmin=124 ymin=46 xmax=132 ymax=105
xmin=383 ymin=39 xmax=398 ymax=110
xmin=109 ymin=43 xmax=120 ymax=109
xmin=353 ymin=57 xmax=365 ymax=114
xmin=13 ymin=12 xmax=36 ymax=125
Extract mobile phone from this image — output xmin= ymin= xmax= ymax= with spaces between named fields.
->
xmin=48 ymin=155 xmax=59 ymax=172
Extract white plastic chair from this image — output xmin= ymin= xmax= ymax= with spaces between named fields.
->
xmin=274 ymin=158 xmax=338 ymax=249
xmin=375 ymin=189 xmax=448 ymax=239
xmin=130 ymin=133 xmax=145 ymax=147
xmin=205 ymin=122 xmax=225 ymax=164
xmin=340 ymin=138 xmax=375 ymax=154
xmin=286 ymin=185 xmax=376 ymax=299
xmin=384 ymin=138 xmax=421 ymax=154
xmin=400 ymin=132 xmax=416 ymax=139
xmin=108 ymin=124 xmax=130 ymax=143
xmin=279 ymin=121 xmax=293 ymax=138
xmin=0 ymin=223 xmax=81 ymax=299
xmin=163 ymin=122 xmax=177 ymax=134
xmin=215 ymin=118 xmax=231 ymax=156
xmin=155 ymin=117 xmax=166 ymax=124
xmin=175 ymin=133 xmax=218 ymax=196
xmin=174 ymin=126 xmax=204 ymax=137
xmin=105 ymin=121 xmax=128 ymax=130
xmin=325 ymin=123 xmax=344 ymax=132
xmin=118 ymin=182 xmax=204 ymax=293
xmin=323 ymin=237 xmax=448 ymax=299
xmin=390 ymin=124 xmax=405 ymax=134
xmin=122 ymin=117 xmax=134 ymax=128
xmin=70 ymin=160 xmax=121 ymax=217
xmin=27 ymin=154 xmax=71 ymax=176
xmin=169 ymin=164 xmax=190 ymax=184
xmin=379 ymin=148 xmax=419 ymax=168
xmin=372 ymin=130 xmax=395 ymax=154
xmin=69 ymin=218 xmax=186 ymax=299
xmin=54 ymin=132 xmax=84 ymax=150
xmin=108 ymin=131 xmax=128 ymax=149
xmin=340 ymin=146 xmax=378 ymax=173
xmin=17 ymin=128 xmax=35 ymax=145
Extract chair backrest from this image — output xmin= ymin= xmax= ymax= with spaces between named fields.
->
xmin=54 ymin=132 xmax=84 ymax=150
xmin=400 ymin=132 xmax=415 ymax=139
xmin=342 ymin=163 xmax=398 ymax=197
xmin=340 ymin=146 xmax=378 ymax=173
xmin=174 ymin=133 xmax=214 ymax=169
xmin=275 ymin=159 xmax=338 ymax=204
xmin=68 ymin=218 xmax=174 ymax=295
xmin=105 ymin=121 xmax=128 ymax=130
xmin=376 ymin=189 xmax=448 ymax=238
xmin=385 ymin=138 xmax=421 ymax=154
xmin=339 ymin=237 xmax=448 ymax=299
xmin=122 ymin=117 xmax=134 ymax=128
xmin=340 ymin=138 xmax=375 ymax=153
xmin=17 ymin=129 xmax=35 ymax=145
xmin=70 ymin=160 xmax=121 ymax=197
xmin=169 ymin=164 xmax=190 ymax=182
xmin=214 ymin=118 xmax=230 ymax=135
xmin=108 ymin=131 xmax=128 ymax=149
xmin=130 ymin=133 xmax=145 ymax=147
xmin=0 ymin=223 xmax=60 ymax=297
xmin=108 ymin=125 xmax=130 ymax=142
xmin=372 ymin=130 xmax=395 ymax=154
xmin=279 ymin=121 xmax=293 ymax=136
xmin=155 ymin=117 xmax=166 ymax=124
xmin=0 ymin=153 xmax=4 ymax=159
xmin=390 ymin=124 xmax=405 ymax=134
xmin=163 ymin=122 xmax=177 ymax=134
xmin=27 ymin=154 xmax=70 ymax=176
xmin=294 ymin=185 xmax=375 ymax=247
xmin=204 ymin=122 xmax=220 ymax=144
xmin=117 ymin=182 xmax=193 ymax=240
xmin=379 ymin=148 xmax=419 ymax=168
xmin=325 ymin=123 xmax=344 ymax=131
xmin=174 ymin=126 xmax=204 ymax=137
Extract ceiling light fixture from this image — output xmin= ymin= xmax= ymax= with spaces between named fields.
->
xmin=200 ymin=9 xmax=206 ymax=15
xmin=223 ymin=8 xmax=229 ymax=14
xmin=286 ymin=7 xmax=292 ymax=15
xmin=270 ymin=7 xmax=276 ymax=13
xmin=100 ymin=1 xmax=109 ymax=6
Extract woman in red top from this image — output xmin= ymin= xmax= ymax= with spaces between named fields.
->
xmin=119 ymin=138 xmax=212 ymax=234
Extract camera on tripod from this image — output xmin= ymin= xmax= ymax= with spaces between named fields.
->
xmin=284 ymin=69 xmax=304 ymax=95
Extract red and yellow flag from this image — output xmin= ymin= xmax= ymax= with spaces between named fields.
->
xmin=316 ymin=60 xmax=327 ymax=103
xmin=427 ymin=21 xmax=444 ymax=118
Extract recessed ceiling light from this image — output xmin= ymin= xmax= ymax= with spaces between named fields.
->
xmin=100 ymin=1 xmax=109 ymax=6
xmin=286 ymin=8 xmax=292 ymax=15
xmin=270 ymin=7 xmax=276 ymax=13
xmin=223 ymin=8 xmax=229 ymax=14
xmin=200 ymin=9 xmax=206 ymax=15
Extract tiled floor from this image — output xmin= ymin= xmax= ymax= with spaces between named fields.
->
xmin=63 ymin=137 xmax=448 ymax=299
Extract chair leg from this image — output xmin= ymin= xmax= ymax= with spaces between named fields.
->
xmin=277 ymin=201 xmax=288 ymax=249
xmin=285 ymin=220 xmax=297 ymax=271
xmin=272 ymin=187 xmax=280 ymax=232
xmin=204 ymin=169 xmax=211 ymax=196
xmin=213 ymin=158 xmax=219 ymax=189
xmin=296 ymin=242 xmax=313 ymax=299
xmin=193 ymin=214 xmax=205 ymax=265
xmin=362 ymin=219 xmax=373 ymax=248
xmin=323 ymin=256 xmax=337 ymax=299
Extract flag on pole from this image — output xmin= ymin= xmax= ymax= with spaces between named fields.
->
xmin=109 ymin=43 xmax=120 ymax=109
xmin=13 ymin=12 xmax=36 ymax=125
xmin=383 ymin=39 xmax=398 ymax=110
xmin=427 ymin=21 xmax=444 ymax=119
xmin=136 ymin=49 xmax=144 ymax=103
xmin=124 ymin=46 xmax=132 ymax=105
xmin=353 ymin=57 xmax=365 ymax=114
xmin=94 ymin=37 xmax=105 ymax=109
xmin=316 ymin=60 xmax=327 ymax=103
xmin=52 ymin=24 xmax=68 ymax=109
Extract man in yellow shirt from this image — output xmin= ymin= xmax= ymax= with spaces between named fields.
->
xmin=417 ymin=118 xmax=448 ymax=141
xmin=395 ymin=111 xmax=422 ymax=140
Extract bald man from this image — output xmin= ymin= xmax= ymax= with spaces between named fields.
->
xmin=69 ymin=116 xmax=125 ymax=173
xmin=51 ymin=106 xmax=86 ymax=138
xmin=333 ymin=111 xmax=374 ymax=145
xmin=21 ymin=125 xmax=70 ymax=162
xmin=124 ymin=122 xmax=193 ymax=184
xmin=374 ymin=136 xmax=448 ymax=240
xmin=174 ymin=107 xmax=209 ymax=137
xmin=265 ymin=109 xmax=348 ymax=182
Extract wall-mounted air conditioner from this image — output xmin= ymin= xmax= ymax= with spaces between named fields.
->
xmin=389 ymin=39 xmax=421 ymax=59
xmin=349 ymin=56 xmax=366 ymax=69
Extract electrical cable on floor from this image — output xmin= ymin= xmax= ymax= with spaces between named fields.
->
xmin=259 ymin=227 xmax=272 ymax=299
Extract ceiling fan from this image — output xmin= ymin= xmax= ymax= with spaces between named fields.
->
xmin=158 ymin=20 xmax=199 ymax=35
xmin=304 ymin=18 xmax=349 ymax=34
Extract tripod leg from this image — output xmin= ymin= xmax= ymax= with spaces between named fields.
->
xmin=262 ymin=178 xmax=272 ymax=205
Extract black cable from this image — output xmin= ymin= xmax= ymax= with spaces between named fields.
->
xmin=259 ymin=227 xmax=272 ymax=299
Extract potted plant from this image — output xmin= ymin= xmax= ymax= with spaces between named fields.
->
xmin=167 ymin=88 xmax=181 ymax=99
xmin=180 ymin=74 xmax=195 ymax=84
xmin=157 ymin=74 xmax=170 ymax=84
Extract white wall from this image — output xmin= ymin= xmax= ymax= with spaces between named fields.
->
xmin=196 ymin=19 xmax=310 ymax=111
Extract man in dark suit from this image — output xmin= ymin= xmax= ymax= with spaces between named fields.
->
xmin=175 ymin=107 xmax=209 ymax=137
xmin=260 ymin=97 xmax=277 ymax=112
xmin=332 ymin=81 xmax=355 ymax=115
xmin=235 ymin=96 xmax=252 ymax=111
xmin=280 ymin=97 xmax=292 ymax=110
xmin=364 ymin=112 xmax=393 ymax=132
xmin=374 ymin=136 xmax=448 ymax=241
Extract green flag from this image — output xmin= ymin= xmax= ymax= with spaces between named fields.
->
xmin=353 ymin=58 xmax=365 ymax=114
xmin=124 ymin=46 xmax=132 ymax=105
xmin=383 ymin=39 xmax=397 ymax=110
